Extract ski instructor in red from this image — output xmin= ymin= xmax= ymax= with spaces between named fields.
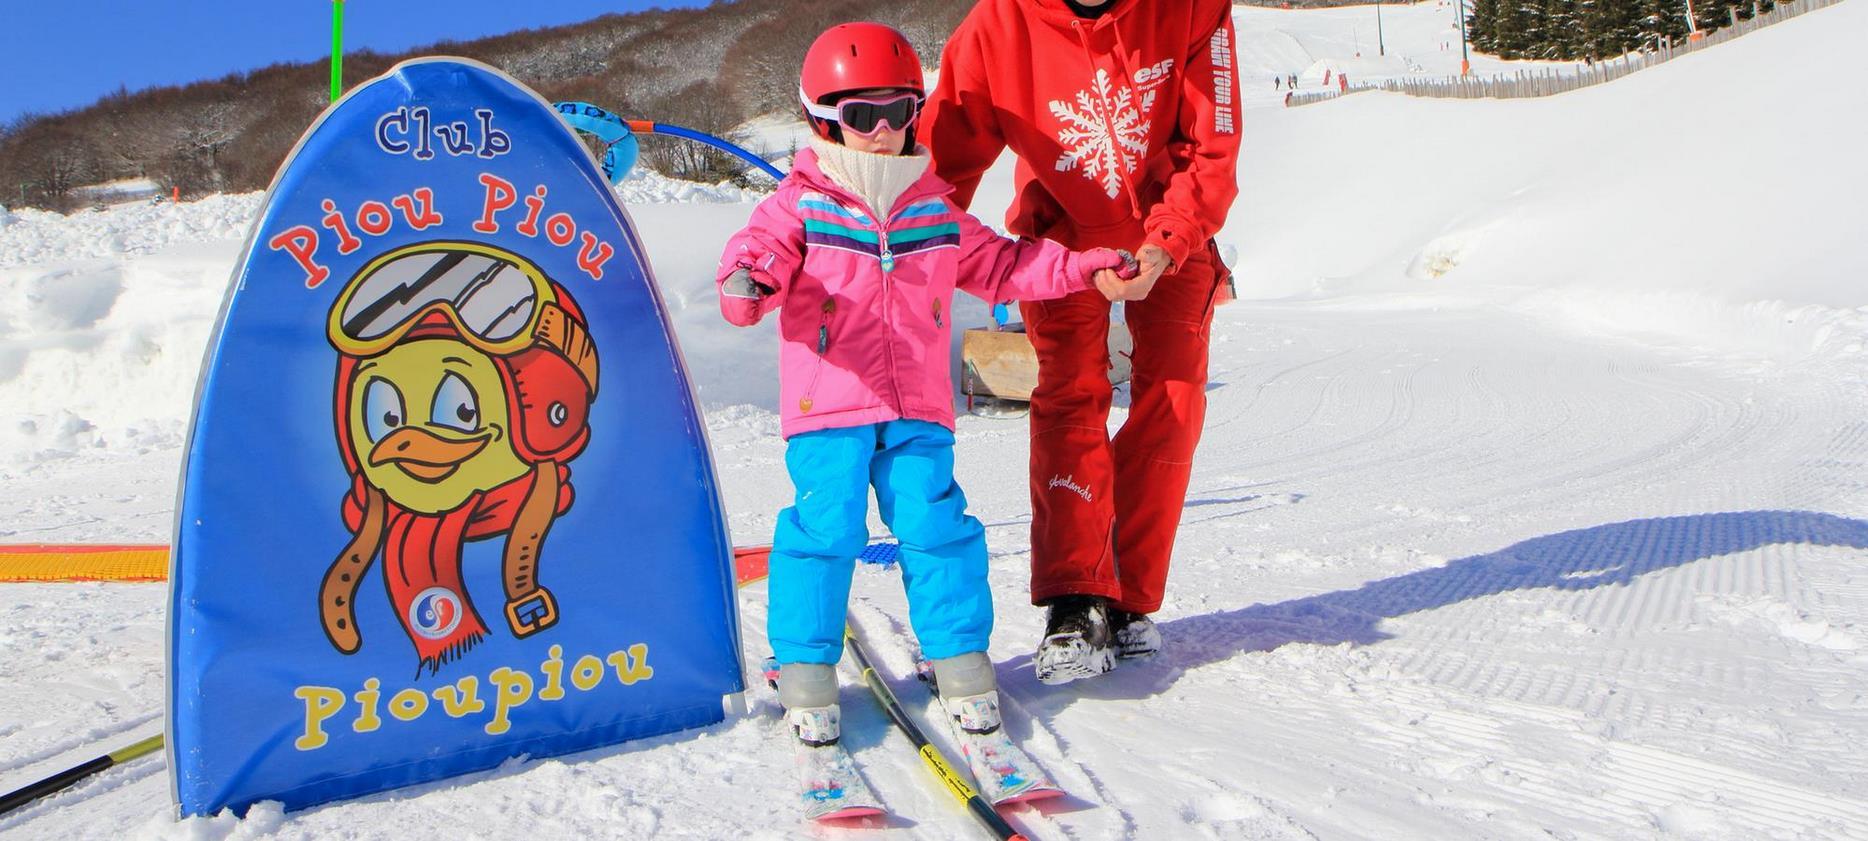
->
xmin=925 ymin=0 xmax=1242 ymax=684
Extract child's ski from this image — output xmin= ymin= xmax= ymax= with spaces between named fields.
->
xmin=915 ymin=661 xmax=1064 ymax=805
xmin=844 ymin=623 xmax=1035 ymax=841
xmin=792 ymin=733 xmax=886 ymax=822
xmin=934 ymin=691 xmax=1063 ymax=806
xmin=763 ymin=657 xmax=887 ymax=823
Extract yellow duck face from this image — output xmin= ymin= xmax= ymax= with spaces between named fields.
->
xmin=347 ymin=338 xmax=529 ymax=514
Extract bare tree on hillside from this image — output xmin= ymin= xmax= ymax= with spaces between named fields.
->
xmin=637 ymin=79 xmax=747 ymax=182
xmin=5 ymin=125 xmax=102 ymax=211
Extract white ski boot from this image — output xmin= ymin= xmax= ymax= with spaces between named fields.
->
xmin=775 ymin=662 xmax=883 ymax=822
xmin=930 ymin=653 xmax=1061 ymax=804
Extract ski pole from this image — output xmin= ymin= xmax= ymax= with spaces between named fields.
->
xmin=844 ymin=623 xmax=1030 ymax=841
xmin=0 ymin=734 xmax=163 ymax=816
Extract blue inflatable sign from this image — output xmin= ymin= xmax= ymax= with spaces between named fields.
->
xmin=167 ymin=58 xmax=743 ymax=817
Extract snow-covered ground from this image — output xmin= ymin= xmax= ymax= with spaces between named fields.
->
xmin=4 ymin=2 xmax=1867 ymax=838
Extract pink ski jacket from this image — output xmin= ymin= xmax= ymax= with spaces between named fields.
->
xmin=717 ymin=148 xmax=1118 ymax=438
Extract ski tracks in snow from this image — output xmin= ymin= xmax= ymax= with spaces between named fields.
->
xmin=1130 ymin=302 xmax=1868 ymax=839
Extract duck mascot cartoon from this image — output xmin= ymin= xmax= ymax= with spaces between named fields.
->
xmin=318 ymin=241 xmax=599 ymax=675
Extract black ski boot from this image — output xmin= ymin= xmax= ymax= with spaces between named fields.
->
xmin=1108 ymin=608 xmax=1162 ymax=659
xmin=1034 ymin=595 xmax=1116 ymax=685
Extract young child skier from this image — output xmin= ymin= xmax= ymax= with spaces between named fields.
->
xmin=716 ymin=22 xmax=1135 ymax=817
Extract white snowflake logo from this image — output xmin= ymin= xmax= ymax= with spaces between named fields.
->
xmin=1049 ymin=68 xmax=1152 ymax=199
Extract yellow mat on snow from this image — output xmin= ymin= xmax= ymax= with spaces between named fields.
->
xmin=0 ymin=544 xmax=169 ymax=582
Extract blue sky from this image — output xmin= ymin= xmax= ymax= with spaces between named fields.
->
xmin=0 ymin=1 xmax=707 ymax=125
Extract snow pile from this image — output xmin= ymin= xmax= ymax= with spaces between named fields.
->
xmin=613 ymin=166 xmax=763 ymax=205
xmin=0 ymin=192 xmax=257 ymax=464
xmin=1225 ymin=0 xmax=1868 ymax=366
xmin=0 ymin=242 xmax=232 ymax=463
xmin=0 ymin=193 xmax=260 ymax=267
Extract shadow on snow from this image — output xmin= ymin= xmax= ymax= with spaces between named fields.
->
xmin=1001 ymin=509 xmax=1868 ymax=702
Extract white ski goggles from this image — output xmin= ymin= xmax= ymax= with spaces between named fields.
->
xmin=799 ymin=88 xmax=923 ymax=137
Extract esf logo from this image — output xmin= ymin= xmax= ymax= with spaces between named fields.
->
xmin=376 ymin=106 xmax=513 ymax=161
xmin=1133 ymin=59 xmax=1175 ymax=86
xmin=409 ymin=587 xmax=464 ymax=640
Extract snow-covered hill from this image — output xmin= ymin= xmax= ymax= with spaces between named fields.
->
xmin=2 ymin=3 xmax=1866 ymax=839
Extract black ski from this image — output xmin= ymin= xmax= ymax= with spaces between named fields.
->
xmin=0 ymin=734 xmax=163 ymax=816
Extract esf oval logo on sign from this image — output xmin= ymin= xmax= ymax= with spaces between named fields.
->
xmin=409 ymin=587 xmax=464 ymax=640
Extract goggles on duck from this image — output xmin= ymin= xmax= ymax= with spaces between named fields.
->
xmin=329 ymin=241 xmax=562 ymax=358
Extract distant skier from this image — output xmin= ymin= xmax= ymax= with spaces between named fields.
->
xmin=715 ymin=22 xmax=1135 ymax=811
xmin=926 ymin=0 xmax=1242 ymax=684
xmin=1275 ymin=75 xmax=1282 ymax=90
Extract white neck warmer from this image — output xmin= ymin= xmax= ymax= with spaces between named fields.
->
xmin=809 ymin=135 xmax=930 ymax=220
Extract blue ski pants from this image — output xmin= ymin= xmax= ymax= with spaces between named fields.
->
xmin=767 ymin=420 xmax=992 ymax=665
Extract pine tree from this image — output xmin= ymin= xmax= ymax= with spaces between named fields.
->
xmin=1638 ymin=0 xmax=1687 ymax=50
xmin=1540 ymin=0 xmax=1580 ymax=60
xmin=1696 ymin=0 xmax=1740 ymax=31
xmin=1468 ymin=0 xmax=1499 ymax=54
xmin=1581 ymin=0 xmax=1642 ymax=58
xmin=1607 ymin=0 xmax=1645 ymax=55
xmin=1494 ymin=0 xmax=1536 ymax=57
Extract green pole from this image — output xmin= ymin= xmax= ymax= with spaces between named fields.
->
xmin=330 ymin=1 xmax=345 ymax=103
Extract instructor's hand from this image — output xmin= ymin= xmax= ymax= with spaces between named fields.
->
xmin=1092 ymin=267 xmax=1129 ymax=301
xmin=1123 ymin=244 xmax=1173 ymax=301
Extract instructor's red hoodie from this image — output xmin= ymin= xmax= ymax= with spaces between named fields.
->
xmin=924 ymin=0 xmax=1241 ymax=269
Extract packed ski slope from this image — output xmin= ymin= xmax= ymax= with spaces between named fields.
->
xmin=1230 ymin=0 xmax=1584 ymax=107
xmin=4 ymin=2 xmax=1868 ymax=839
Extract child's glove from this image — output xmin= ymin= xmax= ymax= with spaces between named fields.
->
xmin=1112 ymin=249 xmax=1141 ymax=280
xmin=720 ymin=267 xmax=777 ymax=326
xmin=722 ymin=267 xmax=775 ymax=299
xmin=1079 ymin=248 xmax=1141 ymax=302
xmin=1077 ymin=247 xmax=1126 ymax=279
xmin=1078 ymin=248 xmax=1141 ymax=280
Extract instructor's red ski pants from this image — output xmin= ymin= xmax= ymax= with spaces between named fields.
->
xmin=1018 ymin=240 xmax=1225 ymax=615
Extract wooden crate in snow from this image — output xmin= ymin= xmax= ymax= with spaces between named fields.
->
xmin=960 ymin=321 xmax=1132 ymax=404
